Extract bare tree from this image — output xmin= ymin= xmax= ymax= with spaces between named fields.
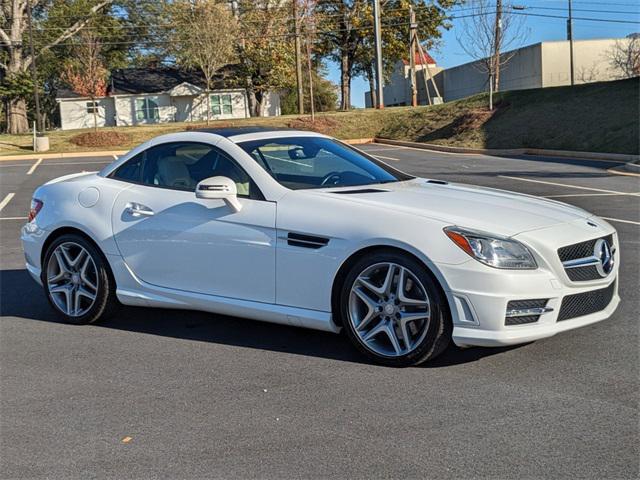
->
xmin=62 ymin=31 xmax=107 ymax=132
xmin=0 ymin=0 xmax=114 ymax=133
xmin=456 ymin=0 xmax=528 ymax=93
xmin=576 ymin=62 xmax=600 ymax=84
xmin=608 ymin=35 xmax=640 ymax=79
xmin=170 ymin=0 xmax=238 ymax=125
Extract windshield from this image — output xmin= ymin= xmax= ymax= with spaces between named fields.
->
xmin=237 ymin=136 xmax=413 ymax=190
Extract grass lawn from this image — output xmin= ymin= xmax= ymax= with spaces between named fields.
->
xmin=1 ymin=77 xmax=638 ymax=156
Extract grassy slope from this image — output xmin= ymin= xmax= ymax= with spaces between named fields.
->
xmin=1 ymin=77 xmax=638 ymax=155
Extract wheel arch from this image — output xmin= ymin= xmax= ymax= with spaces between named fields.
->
xmin=330 ymin=244 xmax=453 ymax=328
xmin=40 ymin=226 xmax=115 ymax=281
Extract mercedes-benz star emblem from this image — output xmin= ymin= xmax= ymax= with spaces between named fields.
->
xmin=593 ymin=238 xmax=614 ymax=277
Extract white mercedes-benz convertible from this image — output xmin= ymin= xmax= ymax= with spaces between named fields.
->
xmin=21 ymin=128 xmax=620 ymax=366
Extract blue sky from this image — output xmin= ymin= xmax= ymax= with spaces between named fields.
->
xmin=326 ymin=0 xmax=640 ymax=107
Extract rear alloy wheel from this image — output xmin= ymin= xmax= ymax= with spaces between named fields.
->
xmin=42 ymin=234 xmax=118 ymax=324
xmin=341 ymin=252 xmax=450 ymax=366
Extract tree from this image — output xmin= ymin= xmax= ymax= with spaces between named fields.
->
xmin=281 ymin=64 xmax=338 ymax=114
xmin=456 ymin=0 xmax=528 ymax=93
xmin=608 ymin=34 xmax=640 ymax=79
xmin=169 ymin=0 xmax=238 ymax=124
xmin=1 ymin=0 xmax=115 ymax=133
xmin=61 ymin=31 xmax=107 ymax=131
xmin=316 ymin=0 xmax=457 ymax=110
xmin=234 ymin=0 xmax=295 ymax=117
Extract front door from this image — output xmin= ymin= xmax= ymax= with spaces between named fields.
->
xmin=109 ymin=141 xmax=276 ymax=303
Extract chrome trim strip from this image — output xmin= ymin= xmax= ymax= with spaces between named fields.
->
xmin=505 ymin=307 xmax=554 ymax=318
xmin=562 ymin=256 xmax=601 ymax=269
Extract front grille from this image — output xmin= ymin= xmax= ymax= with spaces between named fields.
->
xmin=557 ymin=281 xmax=616 ymax=321
xmin=505 ymin=299 xmax=549 ymax=326
xmin=558 ymin=235 xmax=612 ymax=262
xmin=558 ymin=234 xmax=613 ymax=282
xmin=566 ymin=265 xmax=601 ymax=282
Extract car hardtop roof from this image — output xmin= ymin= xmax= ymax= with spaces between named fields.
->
xmin=194 ymin=126 xmax=325 ymax=142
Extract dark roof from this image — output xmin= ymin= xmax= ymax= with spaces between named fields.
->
xmin=196 ymin=127 xmax=298 ymax=138
xmin=57 ymin=66 xmax=240 ymax=99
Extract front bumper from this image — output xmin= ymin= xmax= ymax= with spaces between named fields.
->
xmin=439 ymin=258 xmax=620 ymax=348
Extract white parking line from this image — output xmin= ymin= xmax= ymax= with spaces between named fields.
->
xmin=0 ymin=216 xmax=27 ymax=221
xmin=544 ymin=193 xmax=628 ymax=198
xmin=601 ymin=217 xmax=640 ymax=226
xmin=0 ymin=193 xmax=15 ymax=212
xmin=374 ymin=143 xmax=482 ymax=156
xmin=499 ymin=175 xmax=640 ymax=196
xmin=373 ymin=154 xmax=401 ymax=162
xmin=26 ymin=158 xmax=43 ymax=175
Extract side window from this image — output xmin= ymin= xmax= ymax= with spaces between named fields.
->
xmin=112 ymin=152 xmax=144 ymax=182
xmin=111 ymin=142 xmax=259 ymax=199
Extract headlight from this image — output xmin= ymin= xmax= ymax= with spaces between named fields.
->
xmin=444 ymin=226 xmax=537 ymax=269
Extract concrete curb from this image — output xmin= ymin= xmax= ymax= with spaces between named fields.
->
xmin=374 ymin=138 xmax=640 ymax=163
xmin=0 ymin=150 xmax=128 ymax=162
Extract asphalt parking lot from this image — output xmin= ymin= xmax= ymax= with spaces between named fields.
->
xmin=1 ymin=144 xmax=638 ymax=479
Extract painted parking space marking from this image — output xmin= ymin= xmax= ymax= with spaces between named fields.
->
xmin=0 ymin=193 xmax=15 ymax=212
xmin=499 ymin=175 xmax=640 ymax=196
xmin=544 ymin=193 xmax=630 ymax=198
xmin=373 ymin=143 xmax=483 ymax=156
xmin=373 ymin=154 xmax=401 ymax=162
xmin=0 ymin=216 xmax=28 ymax=221
xmin=26 ymin=158 xmax=43 ymax=175
xmin=601 ymin=217 xmax=640 ymax=226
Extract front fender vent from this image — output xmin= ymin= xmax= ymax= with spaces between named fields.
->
xmin=287 ymin=232 xmax=329 ymax=249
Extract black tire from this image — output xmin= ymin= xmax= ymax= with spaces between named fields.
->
xmin=339 ymin=251 xmax=451 ymax=367
xmin=41 ymin=233 xmax=119 ymax=325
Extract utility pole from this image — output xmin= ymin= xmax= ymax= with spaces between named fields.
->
xmin=372 ymin=0 xmax=384 ymax=109
xmin=26 ymin=0 xmax=42 ymax=134
xmin=305 ymin=37 xmax=315 ymax=122
xmin=567 ymin=0 xmax=575 ymax=85
xmin=293 ymin=0 xmax=304 ymax=114
xmin=409 ymin=6 xmax=417 ymax=107
xmin=492 ymin=0 xmax=503 ymax=93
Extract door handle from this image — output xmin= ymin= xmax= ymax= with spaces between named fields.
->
xmin=125 ymin=202 xmax=154 ymax=217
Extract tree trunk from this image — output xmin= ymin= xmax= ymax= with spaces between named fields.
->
xmin=206 ymin=89 xmax=211 ymax=125
xmin=246 ymin=88 xmax=258 ymax=117
xmin=340 ymin=51 xmax=351 ymax=110
xmin=7 ymin=97 xmax=29 ymax=134
xmin=254 ymin=91 xmax=265 ymax=117
xmin=92 ymin=97 xmax=98 ymax=132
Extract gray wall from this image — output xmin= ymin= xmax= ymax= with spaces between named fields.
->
xmin=442 ymin=43 xmax=543 ymax=102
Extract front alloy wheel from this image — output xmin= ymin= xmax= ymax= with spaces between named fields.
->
xmin=341 ymin=252 xmax=451 ymax=366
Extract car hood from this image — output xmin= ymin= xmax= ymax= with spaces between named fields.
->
xmin=309 ymin=178 xmax=592 ymax=237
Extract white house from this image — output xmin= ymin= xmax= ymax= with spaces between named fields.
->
xmin=57 ymin=67 xmax=281 ymax=130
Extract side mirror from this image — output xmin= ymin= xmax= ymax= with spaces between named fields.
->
xmin=195 ymin=176 xmax=242 ymax=212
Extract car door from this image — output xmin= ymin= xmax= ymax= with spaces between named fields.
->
xmin=109 ymin=141 xmax=276 ymax=303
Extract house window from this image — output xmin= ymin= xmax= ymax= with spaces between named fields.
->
xmin=135 ymin=97 xmax=160 ymax=122
xmin=211 ymin=94 xmax=232 ymax=115
xmin=86 ymin=101 xmax=99 ymax=113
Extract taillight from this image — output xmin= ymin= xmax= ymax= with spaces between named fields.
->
xmin=28 ymin=199 xmax=43 ymax=222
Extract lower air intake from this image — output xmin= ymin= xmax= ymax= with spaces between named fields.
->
xmin=557 ymin=281 xmax=616 ymax=322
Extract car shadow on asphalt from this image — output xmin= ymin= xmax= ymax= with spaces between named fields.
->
xmin=0 ymin=268 xmax=521 ymax=368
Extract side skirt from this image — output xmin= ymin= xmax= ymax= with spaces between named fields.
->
xmin=108 ymin=253 xmax=340 ymax=334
